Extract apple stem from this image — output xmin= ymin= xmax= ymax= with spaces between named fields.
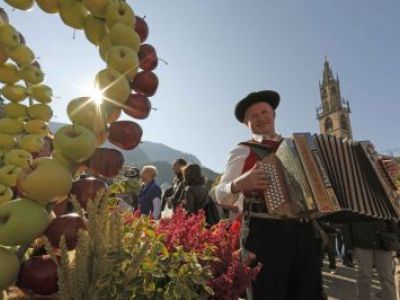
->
xmin=0 ymin=213 xmax=10 ymax=225
xmin=151 ymin=107 xmax=158 ymax=111
xmin=143 ymin=15 xmax=146 ymax=20
xmin=27 ymin=160 xmax=34 ymax=171
xmin=73 ymin=30 xmax=76 ymax=40
xmin=158 ymin=58 xmax=169 ymax=65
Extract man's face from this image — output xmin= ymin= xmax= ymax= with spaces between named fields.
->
xmin=141 ymin=169 xmax=152 ymax=183
xmin=172 ymin=162 xmax=182 ymax=176
xmin=244 ymin=102 xmax=276 ymax=135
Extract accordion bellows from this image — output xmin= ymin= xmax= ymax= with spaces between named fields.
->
xmin=270 ymin=133 xmax=400 ymax=221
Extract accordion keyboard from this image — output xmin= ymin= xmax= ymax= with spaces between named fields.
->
xmin=258 ymin=161 xmax=286 ymax=213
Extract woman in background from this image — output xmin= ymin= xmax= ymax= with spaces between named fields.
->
xmin=182 ymin=164 xmax=208 ymax=213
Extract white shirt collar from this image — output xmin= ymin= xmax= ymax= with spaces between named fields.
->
xmin=252 ymin=133 xmax=283 ymax=142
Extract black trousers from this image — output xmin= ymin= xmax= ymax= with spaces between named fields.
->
xmin=245 ymin=218 xmax=323 ymax=300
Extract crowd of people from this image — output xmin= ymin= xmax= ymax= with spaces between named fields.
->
xmin=115 ymin=89 xmax=400 ymax=300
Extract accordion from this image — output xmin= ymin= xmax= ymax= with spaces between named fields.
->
xmin=259 ymin=133 xmax=400 ymax=222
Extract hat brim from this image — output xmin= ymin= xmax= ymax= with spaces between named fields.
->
xmin=235 ymin=90 xmax=280 ymax=123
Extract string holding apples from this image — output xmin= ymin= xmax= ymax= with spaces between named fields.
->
xmin=0 ymin=0 xmax=161 ymax=295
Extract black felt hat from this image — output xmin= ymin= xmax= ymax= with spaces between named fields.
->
xmin=234 ymin=90 xmax=280 ymax=123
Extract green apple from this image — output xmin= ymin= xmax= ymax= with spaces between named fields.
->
xmin=109 ymin=23 xmax=140 ymax=53
xmin=54 ymin=124 xmax=97 ymax=163
xmin=17 ymin=158 xmax=72 ymax=204
xmin=105 ymin=0 xmax=135 ymax=28
xmin=0 ymin=46 xmax=9 ymax=64
xmin=0 ymin=118 xmax=24 ymax=134
xmin=27 ymin=85 xmax=53 ymax=103
xmin=4 ymin=149 xmax=32 ymax=168
xmin=0 ymin=165 xmax=22 ymax=187
xmin=82 ymin=0 xmax=108 ymax=17
xmin=0 ymin=63 xmax=21 ymax=84
xmin=0 ymin=246 xmax=19 ymax=290
xmin=0 ymin=198 xmax=49 ymax=246
xmin=35 ymin=0 xmax=60 ymax=13
xmin=51 ymin=150 xmax=73 ymax=171
xmin=0 ymin=24 xmax=20 ymax=48
xmin=67 ymin=96 xmax=107 ymax=134
xmin=18 ymin=134 xmax=45 ymax=153
xmin=27 ymin=103 xmax=53 ymax=121
xmin=4 ymin=102 xmax=27 ymax=119
xmin=19 ymin=64 xmax=44 ymax=85
xmin=4 ymin=0 xmax=34 ymax=10
xmin=95 ymin=68 xmax=130 ymax=105
xmin=5 ymin=44 xmax=35 ymax=66
xmin=0 ymin=184 xmax=13 ymax=204
xmin=1 ymin=84 xmax=28 ymax=102
xmin=25 ymin=119 xmax=49 ymax=135
xmin=59 ymin=0 xmax=89 ymax=29
xmin=99 ymin=35 xmax=111 ymax=62
xmin=83 ymin=14 xmax=108 ymax=46
xmin=0 ymin=133 xmax=16 ymax=150
xmin=106 ymin=45 xmax=138 ymax=79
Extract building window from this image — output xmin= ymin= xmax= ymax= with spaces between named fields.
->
xmin=340 ymin=115 xmax=348 ymax=130
xmin=325 ymin=117 xmax=333 ymax=133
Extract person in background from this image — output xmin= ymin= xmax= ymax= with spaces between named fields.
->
xmin=138 ymin=165 xmax=162 ymax=220
xmin=164 ymin=158 xmax=187 ymax=211
xmin=181 ymin=163 xmax=208 ymax=213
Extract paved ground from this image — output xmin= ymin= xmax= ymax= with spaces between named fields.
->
xmin=323 ymin=258 xmax=400 ymax=300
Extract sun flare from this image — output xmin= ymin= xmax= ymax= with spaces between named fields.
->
xmin=89 ymin=88 xmax=104 ymax=105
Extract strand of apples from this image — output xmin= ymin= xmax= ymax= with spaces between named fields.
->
xmin=0 ymin=0 xmax=160 ymax=295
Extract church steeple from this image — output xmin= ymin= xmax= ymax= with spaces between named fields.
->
xmin=316 ymin=58 xmax=353 ymax=139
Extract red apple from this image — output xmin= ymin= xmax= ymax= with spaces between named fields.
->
xmin=85 ymin=148 xmax=124 ymax=178
xmin=44 ymin=213 xmax=87 ymax=250
xmin=138 ymin=44 xmax=158 ymax=71
xmin=52 ymin=199 xmax=69 ymax=216
xmin=134 ymin=16 xmax=149 ymax=43
xmin=130 ymin=71 xmax=158 ymax=97
xmin=108 ymin=121 xmax=142 ymax=150
xmin=18 ymin=255 xmax=58 ymax=295
xmin=123 ymin=94 xmax=151 ymax=119
xmin=70 ymin=177 xmax=108 ymax=209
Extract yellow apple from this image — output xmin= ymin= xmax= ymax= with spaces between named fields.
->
xmin=4 ymin=149 xmax=32 ymax=168
xmin=0 ymin=63 xmax=21 ymax=84
xmin=82 ymin=0 xmax=108 ymax=17
xmin=35 ymin=0 xmax=60 ymax=13
xmin=59 ymin=0 xmax=89 ymax=29
xmin=4 ymin=0 xmax=34 ymax=10
xmin=0 ymin=133 xmax=16 ymax=150
xmin=19 ymin=64 xmax=44 ymax=85
xmin=0 ymin=24 xmax=20 ymax=48
xmin=27 ymin=103 xmax=53 ymax=121
xmin=18 ymin=134 xmax=45 ymax=153
xmin=4 ymin=102 xmax=27 ymax=119
xmin=0 ymin=184 xmax=13 ymax=204
xmin=95 ymin=68 xmax=130 ymax=105
xmin=105 ymin=0 xmax=135 ymax=28
xmin=0 ymin=246 xmax=19 ymax=290
xmin=1 ymin=84 xmax=28 ymax=102
xmin=106 ymin=45 xmax=138 ymax=79
xmin=0 ymin=118 xmax=24 ymax=134
xmin=51 ymin=150 xmax=73 ymax=171
xmin=5 ymin=44 xmax=35 ymax=66
xmin=0 ymin=46 xmax=9 ymax=64
xmin=25 ymin=119 xmax=49 ymax=136
xmin=0 ymin=198 xmax=49 ymax=246
xmin=0 ymin=165 xmax=22 ymax=187
xmin=54 ymin=124 xmax=97 ymax=163
xmin=109 ymin=23 xmax=140 ymax=53
xmin=17 ymin=158 xmax=73 ymax=204
xmin=27 ymin=85 xmax=53 ymax=103
xmin=67 ymin=96 xmax=107 ymax=133
xmin=83 ymin=14 xmax=108 ymax=46
xmin=99 ymin=35 xmax=110 ymax=62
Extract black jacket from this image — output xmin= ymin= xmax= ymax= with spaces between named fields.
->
xmin=348 ymin=220 xmax=400 ymax=250
xmin=183 ymin=184 xmax=208 ymax=213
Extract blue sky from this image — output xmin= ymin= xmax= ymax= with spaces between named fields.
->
xmin=3 ymin=0 xmax=400 ymax=172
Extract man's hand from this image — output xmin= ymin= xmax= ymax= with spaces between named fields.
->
xmin=231 ymin=164 xmax=269 ymax=193
xmin=381 ymin=157 xmax=400 ymax=179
